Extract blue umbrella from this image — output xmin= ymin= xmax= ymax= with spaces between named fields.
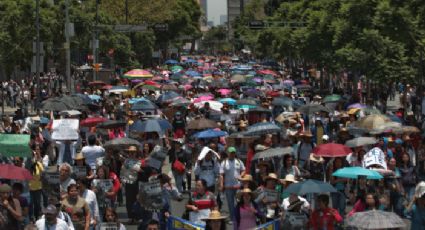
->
xmin=219 ymin=98 xmax=236 ymax=105
xmin=131 ymin=100 xmax=157 ymax=111
xmin=129 ymin=97 xmax=149 ymax=104
xmin=184 ymin=59 xmax=197 ymax=64
xmin=283 ymin=179 xmax=337 ymax=195
xmin=165 ymin=59 xmax=179 ymax=65
xmin=129 ymin=119 xmax=163 ymax=134
xmin=332 ymin=167 xmax=383 ymax=180
xmin=186 ymin=70 xmax=202 ymax=77
xmin=157 ymin=119 xmax=172 ymax=130
xmin=156 ymin=91 xmax=181 ymax=104
xmin=88 ymin=94 xmax=101 ymax=102
xmin=272 ymin=97 xmax=293 ymax=107
xmin=194 ymin=129 xmax=228 ymax=139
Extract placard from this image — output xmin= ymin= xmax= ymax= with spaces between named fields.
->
xmin=99 ymin=223 xmax=118 ymax=230
xmin=363 ymin=147 xmax=387 ymax=169
xmin=42 ymin=171 xmax=60 ymax=197
xmin=93 ymin=179 xmax=113 ymax=192
xmin=120 ymin=159 xmax=141 ymax=184
xmin=146 ymin=157 xmax=162 ymax=170
xmin=73 ymin=166 xmax=87 ymax=178
xmin=43 ymin=171 xmax=60 ymax=184
xmin=138 ymin=179 xmax=163 ymax=211
xmin=287 ymin=212 xmax=308 ymax=227
xmin=265 ymin=190 xmax=279 ymax=202
xmin=52 ymin=119 xmax=79 ymax=140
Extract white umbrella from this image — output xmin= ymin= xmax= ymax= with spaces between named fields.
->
xmin=194 ymin=100 xmax=223 ymax=111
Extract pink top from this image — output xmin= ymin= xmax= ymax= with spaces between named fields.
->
xmin=238 ymin=206 xmax=257 ymax=230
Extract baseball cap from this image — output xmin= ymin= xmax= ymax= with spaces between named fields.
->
xmin=227 ymin=146 xmax=236 ymax=153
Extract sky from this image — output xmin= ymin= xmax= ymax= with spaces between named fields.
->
xmin=207 ymin=0 xmax=227 ymax=26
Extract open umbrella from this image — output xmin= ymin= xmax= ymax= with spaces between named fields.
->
xmin=312 ymin=143 xmax=352 ymax=157
xmin=0 ymin=164 xmax=33 ymax=180
xmin=236 ymin=98 xmax=259 ymax=106
xmin=252 ymin=147 xmax=293 ymax=160
xmin=104 ymin=137 xmax=141 ymax=150
xmin=217 ymin=89 xmax=232 ymax=96
xmin=80 ymin=117 xmax=108 ymax=127
xmin=345 ymin=137 xmax=377 ymax=148
xmin=230 ymin=74 xmax=246 ymax=83
xmin=108 ymin=86 xmax=129 ymax=94
xmin=169 ymin=97 xmax=191 ymax=107
xmin=88 ymin=81 xmax=106 ymax=87
xmin=347 ymin=103 xmax=367 ymax=109
xmin=130 ymin=119 xmax=164 ymax=134
xmin=156 ymin=91 xmax=181 ymax=104
xmin=123 ymin=69 xmax=153 ymax=79
xmin=165 ymin=59 xmax=179 ymax=65
xmin=245 ymin=122 xmax=281 ymax=136
xmin=219 ymin=98 xmax=236 ymax=105
xmin=346 ymin=210 xmax=405 ymax=229
xmin=332 ymin=167 xmax=383 ymax=180
xmin=131 ymin=100 xmax=157 ymax=111
xmin=354 ymin=114 xmax=392 ymax=131
xmin=194 ymin=129 xmax=228 ymax=139
xmin=283 ymin=179 xmax=337 ymax=195
xmin=187 ymin=118 xmax=219 ymax=130
xmin=323 ymin=94 xmax=342 ymax=103
xmin=170 ymin=65 xmax=184 ymax=73
xmin=96 ymin=120 xmax=127 ymax=129
xmin=272 ymin=97 xmax=293 ymax=107
xmin=41 ymin=98 xmax=70 ymax=111
xmin=296 ymin=104 xmax=331 ymax=114
xmin=194 ymin=101 xmax=223 ymax=111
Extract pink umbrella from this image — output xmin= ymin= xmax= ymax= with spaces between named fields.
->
xmin=193 ymin=95 xmax=214 ymax=103
xmin=258 ymin=69 xmax=278 ymax=76
xmin=183 ymin=84 xmax=193 ymax=90
xmin=217 ymin=89 xmax=232 ymax=96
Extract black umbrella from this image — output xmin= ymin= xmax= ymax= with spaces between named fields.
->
xmin=283 ymin=179 xmax=337 ymax=195
xmin=103 ymin=137 xmax=141 ymax=150
xmin=236 ymin=98 xmax=259 ymax=106
xmin=131 ymin=100 xmax=157 ymax=111
xmin=40 ymin=98 xmax=70 ymax=111
xmin=252 ymin=147 xmax=293 ymax=160
xmin=129 ymin=120 xmax=164 ymax=134
xmin=244 ymin=122 xmax=281 ymax=136
xmin=296 ymin=104 xmax=331 ymax=114
xmin=272 ymin=97 xmax=293 ymax=107
xmin=96 ymin=120 xmax=127 ymax=129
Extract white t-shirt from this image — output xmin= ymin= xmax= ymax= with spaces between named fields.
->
xmin=282 ymin=196 xmax=310 ymax=212
xmin=81 ymin=145 xmax=105 ymax=170
xmin=194 ymin=159 xmax=220 ymax=187
xmin=220 ymin=158 xmax=245 ymax=187
xmin=82 ymin=189 xmax=100 ymax=224
xmin=35 ymin=218 xmax=69 ymax=230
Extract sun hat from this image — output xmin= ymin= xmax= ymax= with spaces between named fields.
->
xmin=74 ymin=153 xmax=85 ymax=161
xmin=309 ymin=154 xmax=324 ymax=163
xmin=0 ymin=184 xmax=12 ymax=193
xmin=280 ymin=174 xmax=298 ymax=184
xmin=201 ymin=210 xmax=227 ymax=221
xmin=237 ymin=188 xmax=256 ymax=199
xmin=265 ymin=173 xmax=279 ymax=181
xmin=238 ymin=174 xmax=253 ymax=182
xmin=322 ymin=135 xmax=329 ymax=141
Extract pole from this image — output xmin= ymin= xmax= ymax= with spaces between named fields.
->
xmin=36 ymin=0 xmax=41 ymax=111
xmin=65 ymin=0 xmax=71 ymax=92
xmin=125 ymin=0 xmax=128 ymax=24
xmin=92 ymin=0 xmax=99 ymax=81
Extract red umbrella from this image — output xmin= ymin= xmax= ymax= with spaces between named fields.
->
xmin=88 ymin=81 xmax=106 ymax=87
xmin=312 ymin=143 xmax=352 ymax=157
xmin=0 ymin=164 xmax=33 ymax=180
xmin=102 ymin=85 xmax=113 ymax=90
xmin=80 ymin=117 xmax=108 ymax=127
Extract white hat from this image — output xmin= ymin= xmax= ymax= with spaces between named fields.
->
xmin=322 ymin=135 xmax=329 ymax=141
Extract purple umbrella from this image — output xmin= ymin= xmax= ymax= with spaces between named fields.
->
xmin=131 ymin=79 xmax=144 ymax=84
xmin=347 ymin=103 xmax=367 ymax=109
xmin=253 ymin=77 xmax=263 ymax=83
xmin=283 ymin=79 xmax=294 ymax=85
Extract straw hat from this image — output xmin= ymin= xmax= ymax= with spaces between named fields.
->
xmin=201 ymin=210 xmax=227 ymax=221
xmin=237 ymin=188 xmax=256 ymax=199
xmin=265 ymin=173 xmax=279 ymax=181
xmin=0 ymin=184 xmax=11 ymax=193
xmin=238 ymin=174 xmax=253 ymax=182
xmin=239 ymin=120 xmax=248 ymax=128
xmin=280 ymin=174 xmax=298 ymax=184
xmin=126 ymin=146 xmax=138 ymax=152
xmin=74 ymin=153 xmax=85 ymax=161
xmin=309 ymin=153 xmax=324 ymax=163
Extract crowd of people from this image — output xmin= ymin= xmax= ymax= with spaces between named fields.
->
xmin=0 ymin=57 xmax=423 ymax=230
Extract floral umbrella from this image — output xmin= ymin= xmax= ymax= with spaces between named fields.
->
xmin=122 ymin=69 xmax=153 ymax=79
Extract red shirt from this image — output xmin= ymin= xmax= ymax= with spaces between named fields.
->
xmin=309 ymin=207 xmax=343 ymax=230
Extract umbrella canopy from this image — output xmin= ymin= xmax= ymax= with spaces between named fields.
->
xmin=88 ymin=81 xmax=106 ymax=87
xmin=194 ymin=101 xmax=223 ymax=111
xmin=0 ymin=164 xmax=33 ymax=180
xmin=60 ymin=110 xmax=82 ymax=116
xmin=354 ymin=114 xmax=392 ymax=131
xmin=123 ymin=69 xmax=153 ymax=79
xmin=230 ymin=74 xmax=246 ymax=83
xmin=346 ymin=210 xmax=405 ymax=229
xmin=187 ymin=118 xmax=219 ymax=130
xmin=41 ymin=98 xmax=70 ymax=111
xmin=80 ymin=117 xmax=108 ymax=127
xmin=323 ymin=94 xmax=342 ymax=103
xmin=169 ymin=97 xmax=191 ymax=107
xmin=165 ymin=59 xmax=179 ymax=65
xmin=156 ymin=91 xmax=181 ymax=104
xmin=332 ymin=167 xmax=383 ymax=180
xmin=345 ymin=137 xmax=377 ymax=148
xmin=131 ymin=100 xmax=157 ymax=111
xmin=96 ymin=120 xmax=127 ymax=129
xmin=194 ymin=129 xmax=228 ymax=139
xmin=0 ymin=134 xmax=32 ymax=157
xmin=129 ymin=119 xmax=164 ymax=134
xmin=283 ymin=179 xmax=337 ymax=195
xmin=272 ymin=97 xmax=293 ymax=107
xmin=218 ymin=98 xmax=236 ymax=105
xmin=401 ymin=125 xmax=420 ymax=134
xmin=104 ymin=137 xmax=141 ymax=150
xmin=296 ymin=104 xmax=331 ymax=115
xmin=312 ymin=143 xmax=352 ymax=157
xmin=245 ymin=122 xmax=281 ymax=136
xmin=170 ymin=65 xmax=184 ymax=73
xmin=236 ymin=98 xmax=259 ymax=106
xmin=252 ymin=147 xmax=293 ymax=160
xmin=347 ymin=103 xmax=367 ymax=109
xmin=217 ymin=89 xmax=232 ymax=96
xmin=161 ymin=84 xmax=178 ymax=91
xmin=108 ymin=86 xmax=129 ymax=94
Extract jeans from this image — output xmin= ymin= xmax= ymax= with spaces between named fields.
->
xmin=224 ymin=189 xmax=237 ymax=221
xmin=173 ymin=170 xmax=184 ymax=193
xmin=30 ymin=189 xmax=42 ymax=220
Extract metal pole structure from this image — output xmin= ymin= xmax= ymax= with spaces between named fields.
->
xmin=65 ymin=0 xmax=71 ymax=92
xmin=36 ymin=0 xmax=41 ymax=111
xmin=92 ymin=0 xmax=99 ymax=81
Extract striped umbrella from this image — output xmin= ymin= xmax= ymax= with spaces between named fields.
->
xmin=122 ymin=69 xmax=153 ymax=79
xmin=346 ymin=210 xmax=405 ymax=229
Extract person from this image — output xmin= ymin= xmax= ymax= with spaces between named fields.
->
xmin=146 ymin=219 xmax=160 ymax=230
xmin=202 ymin=210 xmax=226 ymax=230
xmin=59 ymin=163 xmax=76 ymax=199
xmin=35 ymin=205 xmax=68 ymax=230
xmin=73 ymin=153 xmax=94 ymax=181
xmin=169 ymin=140 xmax=190 ymax=193
xmin=12 ymin=183 xmax=29 ymax=227
xmin=29 ymin=147 xmax=44 ymax=221
xmin=303 ymin=153 xmax=325 ymax=181
xmin=172 ymin=111 xmax=186 ymax=138
xmin=279 ymin=154 xmax=301 ymax=179
xmin=399 ymin=153 xmax=417 ymax=201
xmin=76 ymin=178 xmax=99 ymax=230
xmin=61 ymin=184 xmax=90 ymax=230
xmin=55 ymin=140 xmax=78 ymax=165
xmin=308 ymin=194 xmax=343 ymax=230
xmin=185 ymin=179 xmax=216 ymax=225
xmin=44 ymin=196 xmax=74 ymax=230
xmin=81 ymin=135 xmax=105 ymax=173
xmin=328 ymin=157 xmax=347 ymax=216
xmin=92 ymin=165 xmax=121 ymax=213
xmin=194 ymin=151 xmax=220 ymax=192
xmin=255 ymin=173 xmax=281 ymax=221
xmin=0 ymin=184 xmax=22 ymax=230
xmin=120 ymin=146 xmax=141 ymax=224
xmin=235 ymin=188 xmax=262 ymax=229
xmin=348 ymin=192 xmax=380 ymax=217
xmin=296 ymin=132 xmax=315 ymax=167
xmin=219 ymin=146 xmax=245 ymax=224
xmin=103 ymin=207 xmax=126 ymax=230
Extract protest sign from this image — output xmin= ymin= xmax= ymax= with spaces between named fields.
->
xmin=167 ymin=216 xmax=205 ymax=230
xmin=93 ymin=179 xmax=113 ymax=192
xmin=363 ymin=147 xmax=387 ymax=169
xmin=120 ymin=159 xmax=141 ymax=184
xmin=138 ymin=179 xmax=163 ymax=211
xmin=0 ymin=134 xmax=31 ymax=157
xmin=99 ymin=223 xmax=118 ymax=230
xmin=73 ymin=166 xmax=87 ymax=178
xmin=42 ymin=170 xmax=60 ymax=197
xmin=265 ymin=190 xmax=279 ymax=202
xmin=52 ymin=119 xmax=79 ymax=140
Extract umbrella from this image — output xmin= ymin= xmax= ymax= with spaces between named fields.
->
xmin=296 ymin=104 xmax=331 ymax=114
xmin=104 ymin=137 xmax=141 ymax=150
xmin=88 ymin=94 xmax=102 ymax=102
xmin=194 ymin=129 xmax=228 ymax=139
xmin=283 ymin=179 xmax=337 ymax=195
xmin=185 ymin=70 xmax=202 ymax=77
xmin=346 ymin=210 xmax=405 ymax=229
xmin=312 ymin=143 xmax=352 ymax=157
xmin=60 ymin=110 xmax=82 ymax=116
xmin=194 ymin=101 xmax=223 ymax=111
xmin=283 ymin=79 xmax=294 ymax=85
xmin=108 ymin=86 xmax=129 ymax=94
xmin=169 ymin=97 xmax=191 ymax=107
xmin=217 ymin=89 xmax=232 ymax=96
xmin=257 ymin=69 xmax=277 ymax=76
xmin=156 ymin=91 xmax=181 ymax=104
xmin=123 ymin=69 xmax=153 ymax=79
xmin=131 ymin=100 xmax=157 ymax=111
xmin=0 ymin=134 xmax=32 ymax=157
xmin=218 ymin=98 xmax=236 ymax=105
xmin=252 ymin=147 xmax=293 ymax=160
xmin=243 ymin=88 xmax=263 ymax=97
xmin=354 ymin=114 xmax=392 ymax=131
xmin=345 ymin=137 xmax=377 ymax=148
xmin=165 ymin=59 xmax=179 ymax=65
xmin=128 ymin=97 xmax=149 ymax=104
xmin=129 ymin=119 xmax=164 ymax=134
xmin=193 ymin=95 xmax=214 ymax=103
xmin=170 ymin=65 xmax=184 ymax=73
xmin=245 ymin=122 xmax=281 ymax=136
xmin=187 ymin=118 xmax=219 ymax=130
xmin=230 ymin=74 xmax=246 ymax=83
xmin=401 ymin=125 xmax=420 ymax=134
xmin=347 ymin=103 xmax=367 ymax=109
xmin=332 ymin=167 xmax=383 ymax=180
xmin=80 ymin=117 xmax=108 ymax=127
xmin=236 ymin=98 xmax=259 ymax=106
xmin=161 ymin=84 xmax=178 ymax=91
xmin=323 ymin=94 xmax=342 ymax=103
xmin=295 ymin=84 xmax=311 ymax=90
xmin=88 ymin=81 xmax=106 ymax=87
xmin=41 ymin=98 xmax=70 ymax=111
xmin=96 ymin=120 xmax=127 ymax=129
xmin=0 ymin=164 xmax=33 ymax=180
xmin=272 ymin=97 xmax=293 ymax=107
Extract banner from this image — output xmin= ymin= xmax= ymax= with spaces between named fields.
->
xmin=42 ymin=170 xmax=60 ymax=197
xmin=0 ymin=134 xmax=31 ymax=157
xmin=73 ymin=166 xmax=87 ymax=178
xmin=256 ymin=219 xmax=280 ymax=230
xmin=138 ymin=179 xmax=163 ymax=211
xmin=93 ymin=179 xmax=113 ymax=192
xmin=167 ymin=216 xmax=205 ymax=230
xmin=52 ymin=119 xmax=79 ymax=140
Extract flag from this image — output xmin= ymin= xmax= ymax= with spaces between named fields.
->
xmin=256 ymin=219 xmax=280 ymax=230
xmin=167 ymin=216 xmax=205 ymax=230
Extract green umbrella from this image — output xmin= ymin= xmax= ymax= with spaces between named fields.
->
xmin=0 ymin=134 xmax=32 ymax=157
xmin=323 ymin=94 xmax=342 ymax=103
xmin=170 ymin=65 xmax=183 ymax=73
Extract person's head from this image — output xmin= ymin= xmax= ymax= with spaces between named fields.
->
xmin=365 ymin=193 xmax=379 ymax=209
xmin=205 ymin=151 xmax=213 ymax=161
xmin=73 ymin=153 xmax=85 ymax=166
xmin=96 ymin=165 xmax=109 ymax=179
xmin=88 ymin=135 xmax=96 ymax=146
xmin=283 ymin=154 xmax=293 ymax=167
xmin=47 ymin=196 xmax=61 ymax=209
xmin=388 ymin=157 xmax=397 ymax=169
xmin=67 ymin=184 xmax=79 ymax=200
xmin=204 ymin=102 xmax=210 ymax=109
xmin=317 ymin=194 xmax=330 ymax=209
xmin=14 ymin=157 xmax=23 ymax=167
xmin=147 ymin=219 xmax=160 ymax=230
xmin=195 ymin=179 xmax=207 ymax=194
xmin=227 ymin=146 xmax=237 ymax=160
xmin=12 ymin=183 xmax=23 ymax=198
xmin=0 ymin=184 xmax=11 ymax=201
xmin=59 ymin=163 xmax=72 ymax=181
xmin=265 ymin=173 xmax=279 ymax=189
xmin=401 ymin=153 xmax=411 ymax=165
xmin=76 ymin=177 xmax=90 ymax=193
xmin=333 ymin=157 xmax=344 ymax=170
xmin=104 ymin=207 xmax=119 ymax=222
xmin=204 ymin=210 xmax=226 ymax=230
xmin=43 ymin=205 xmax=58 ymax=224
xmin=127 ymin=145 xmax=139 ymax=158
xmin=239 ymin=188 xmax=254 ymax=204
